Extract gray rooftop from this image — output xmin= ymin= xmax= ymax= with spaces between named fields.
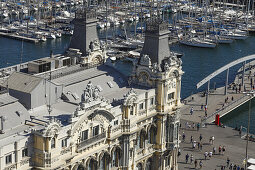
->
xmin=3 ymin=72 xmax=43 ymax=93
xmin=0 ymin=93 xmax=18 ymax=106
xmin=0 ymin=95 xmax=30 ymax=132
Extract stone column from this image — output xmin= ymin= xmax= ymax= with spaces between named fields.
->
xmin=121 ymin=135 xmax=130 ymax=168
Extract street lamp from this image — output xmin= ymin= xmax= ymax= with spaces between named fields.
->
xmin=243 ymin=91 xmax=254 ymax=170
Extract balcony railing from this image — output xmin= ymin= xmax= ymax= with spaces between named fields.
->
xmin=77 ymin=132 xmax=106 ymax=150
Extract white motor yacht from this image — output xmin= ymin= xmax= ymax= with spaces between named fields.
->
xmin=179 ymin=37 xmax=216 ymax=48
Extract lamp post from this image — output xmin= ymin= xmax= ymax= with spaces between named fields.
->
xmin=243 ymin=91 xmax=254 ymax=170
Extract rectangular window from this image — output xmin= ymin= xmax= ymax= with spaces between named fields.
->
xmin=93 ymin=125 xmax=99 ymax=136
xmin=114 ymin=120 xmax=118 ymax=125
xmin=139 ymin=103 xmax=144 ymax=110
xmin=5 ymin=154 xmax=12 ymax=164
xmin=130 ymin=107 xmax=134 ymax=115
xmin=81 ymin=130 xmax=88 ymax=141
xmin=51 ymin=138 xmax=55 ymax=149
xmin=168 ymin=92 xmax=175 ymax=100
xmin=62 ymin=138 xmax=68 ymax=147
xmin=22 ymin=148 xmax=28 ymax=157
xmin=150 ymin=98 xmax=154 ymax=105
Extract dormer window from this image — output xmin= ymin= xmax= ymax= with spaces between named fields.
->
xmin=93 ymin=125 xmax=99 ymax=136
xmin=168 ymin=92 xmax=174 ymax=100
xmin=81 ymin=130 xmax=88 ymax=141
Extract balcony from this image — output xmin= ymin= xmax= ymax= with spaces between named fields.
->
xmin=20 ymin=157 xmax=30 ymax=167
xmin=77 ymin=132 xmax=106 ymax=151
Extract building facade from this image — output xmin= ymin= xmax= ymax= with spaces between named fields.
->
xmin=0 ymin=7 xmax=183 ymax=170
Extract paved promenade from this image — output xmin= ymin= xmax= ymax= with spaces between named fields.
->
xmin=178 ymin=120 xmax=255 ymax=169
xmin=178 ymin=61 xmax=255 ymax=169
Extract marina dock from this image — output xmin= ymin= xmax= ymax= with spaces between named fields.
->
xmin=180 ymin=60 xmax=255 ymax=124
xmin=0 ymin=32 xmax=39 ymax=43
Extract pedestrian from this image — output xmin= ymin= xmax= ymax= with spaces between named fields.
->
xmin=199 ymin=160 xmax=203 ymax=168
xmin=219 ymin=145 xmax=222 ymax=155
xmin=190 ymin=107 xmax=194 ymax=115
xmin=190 ymin=136 xmax=193 ymax=143
xmin=178 ymin=148 xmax=181 ymax=157
xmin=209 ymin=151 xmax=212 ymax=158
xmin=198 ymin=142 xmax=200 ymax=150
xmin=213 ymin=146 xmax=216 ymax=155
xmin=200 ymin=143 xmax=203 ymax=150
xmin=192 ymin=123 xmax=195 ymax=129
xmin=190 ymin=154 xmax=193 ymax=164
xmin=227 ymin=157 xmax=230 ymax=167
xmin=229 ymin=163 xmax=233 ymax=170
xmin=185 ymin=122 xmax=189 ymax=129
xmin=200 ymin=134 xmax=203 ymax=141
xmin=204 ymin=151 xmax=208 ymax=160
xmin=222 ymin=146 xmax=226 ymax=155
xmin=232 ymin=96 xmax=234 ymax=101
xmin=205 ymin=110 xmax=207 ymax=117
xmin=209 ymin=136 xmax=212 ymax=144
xmin=205 ymin=105 xmax=207 ymax=111
xmin=185 ymin=153 xmax=189 ymax=164
xmin=233 ymin=164 xmax=237 ymax=170
xmin=197 ymin=123 xmax=200 ymax=131
xmin=237 ymin=165 xmax=240 ymax=170
xmin=201 ymin=104 xmax=203 ymax=110
xmin=182 ymin=132 xmax=186 ymax=142
xmin=195 ymin=159 xmax=198 ymax=168
xmin=235 ymin=87 xmax=238 ymax=93
xmin=211 ymin=136 xmax=215 ymax=144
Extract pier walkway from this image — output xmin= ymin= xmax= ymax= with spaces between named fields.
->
xmin=180 ymin=59 xmax=255 ymax=124
xmin=0 ymin=32 xmax=39 ymax=43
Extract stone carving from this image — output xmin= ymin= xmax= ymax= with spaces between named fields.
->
xmin=93 ymin=114 xmax=110 ymax=124
xmin=123 ymin=88 xmax=138 ymax=106
xmin=140 ymin=54 xmax=151 ymax=67
xmin=82 ymin=81 xmax=100 ymax=103
xmin=151 ymin=63 xmax=159 ymax=73
xmin=90 ymin=39 xmax=100 ymax=52
xmin=164 ymin=62 xmax=170 ymax=71
xmin=41 ymin=120 xmax=62 ymax=137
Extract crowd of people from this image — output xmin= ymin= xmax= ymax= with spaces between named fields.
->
xmin=180 ymin=131 xmax=245 ymax=169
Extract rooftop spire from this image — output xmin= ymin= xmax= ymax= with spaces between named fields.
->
xmin=140 ymin=17 xmax=171 ymax=68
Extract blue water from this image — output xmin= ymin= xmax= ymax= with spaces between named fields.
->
xmin=0 ymin=24 xmax=254 ymax=133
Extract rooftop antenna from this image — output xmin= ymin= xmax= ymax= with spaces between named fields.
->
xmin=20 ymin=39 xmax=24 ymax=65
xmin=45 ymin=51 xmax=52 ymax=120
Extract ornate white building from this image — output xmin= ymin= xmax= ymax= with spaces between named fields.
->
xmin=0 ymin=7 xmax=183 ymax=170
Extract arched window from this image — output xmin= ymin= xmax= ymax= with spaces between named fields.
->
xmin=99 ymin=153 xmax=110 ymax=170
xmin=148 ymin=126 xmax=157 ymax=144
xmin=136 ymin=163 xmax=142 ymax=170
xmin=88 ymin=159 xmax=97 ymax=170
xmin=139 ymin=130 xmax=146 ymax=148
xmin=145 ymin=158 xmax=153 ymax=170
xmin=112 ymin=147 xmax=122 ymax=167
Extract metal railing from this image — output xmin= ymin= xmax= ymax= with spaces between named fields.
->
xmin=202 ymin=94 xmax=251 ymax=123
xmin=78 ymin=132 xmax=106 ymax=150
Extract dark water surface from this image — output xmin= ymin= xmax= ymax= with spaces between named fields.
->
xmin=0 ymin=24 xmax=254 ymax=133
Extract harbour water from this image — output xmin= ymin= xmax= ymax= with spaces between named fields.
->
xmin=0 ymin=24 xmax=254 ymax=133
